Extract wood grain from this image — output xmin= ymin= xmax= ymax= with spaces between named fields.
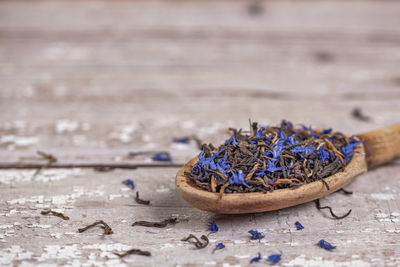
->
xmin=0 ymin=0 xmax=400 ymax=266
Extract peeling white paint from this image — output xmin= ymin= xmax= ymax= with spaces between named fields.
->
xmin=27 ymin=224 xmax=52 ymax=229
xmin=36 ymin=244 xmax=81 ymax=261
xmin=109 ymin=194 xmax=122 ymax=201
xmin=370 ymin=193 xmax=396 ymax=200
xmin=0 ymin=168 xmax=84 ymax=184
xmin=6 ymin=186 xmax=104 ymax=210
xmin=50 ymin=233 xmax=62 ymax=239
xmin=64 ymin=232 xmax=78 ymax=236
xmin=283 ymin=254 xmax=372 ymax=267
xmin=170 ymin=143 xmax=189 ymax=150
xmin=43 ymin=43 xmax=88 ymax=61
xmin=109 ymin=124 xmax=137 ymax=143
xmin=0 ymin=225 xmax=13 ymax=229
xmin=0 ymin=135 xmax=39 ymax=147
xmin=142 ymin=134 xmax=151 ymax=142
xmin=235 ymin=255 xmax=250 ymax=259
xmin=4 ymin=209 xmax=18 ymax=217
xmin=156 ymin=185 xmax=170 ymax=193
xmin=284 ymin=241 xmax=299 ymax=246
xmin=385 ymin=229 xmax=400 ymax=233
xmin=160 ymin=243 xmax=175 ymax=250
xmin=0 ymin=246 xmax=33 ymax=265
xmin=181 ymin=120 xmax=196 ymax=129
xmin=222 ymin=263 xmax=241 ymax=267
xmin=361 ymin=228 xmax=377 ymax=233
xmin=56 ymin=120 xmax=79 ymax=133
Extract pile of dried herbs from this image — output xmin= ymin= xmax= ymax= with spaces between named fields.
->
xmin=185 ymin=120 xmax=362 ymax=194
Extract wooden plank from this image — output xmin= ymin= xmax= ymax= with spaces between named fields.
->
xmin=0 ymin=0 xmax=399 ymax=266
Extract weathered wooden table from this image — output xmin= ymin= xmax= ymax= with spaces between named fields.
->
xmin=1 ymin=1 xmax=400 ymax=266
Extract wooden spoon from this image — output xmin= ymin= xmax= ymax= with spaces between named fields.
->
xmin=175 ymin=123 xmax=400 ymax=214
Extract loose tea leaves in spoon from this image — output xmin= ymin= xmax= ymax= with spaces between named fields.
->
xmin=185 ymin=120 xmax=362 ymax=194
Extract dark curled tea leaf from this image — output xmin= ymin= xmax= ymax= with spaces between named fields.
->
xmin=132 ymin=217 xmax=178 ymax=228
xmin=41 ymin=210 xmax=69 ymax=220
xmin=114 ymin=248 xmax=151 ymax=258
xmin=338 ymin=188 xmax=353 ymax=195
xmin=78 ymin=220 xmax=113 ymax=235
xmin=352 ymin=108 xmax=371 ymax=122
xmin=94 ymin=166 xmax=114 ymax=172
xmin=33 ymin=151 xmax=57 ymax=178
xmin=181 ymin=234 xmax=209 ymax=249
xmin=315 ymin=199 xmax=352 ymax=220
xmin=186 ymin=120 xmax=362 ymax=194
xmin=135 ymin=192 xmax=150 ymax=205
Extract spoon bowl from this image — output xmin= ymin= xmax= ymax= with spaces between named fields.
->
xmin=176 ymin=123 xmax=400 ymax=214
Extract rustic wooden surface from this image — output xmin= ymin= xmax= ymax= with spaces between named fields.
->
xmin=1 ymin=0 xmax=400 ymax=266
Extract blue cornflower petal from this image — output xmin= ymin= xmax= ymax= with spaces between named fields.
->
xmin=266 ymin=160 xmax=282 ymax=173
xmin=254 ymin=127 xmax=266 ymax=139
xmin=213 ymin=243 xmax=225 ymax=252
xmin=291 ymin=146 xmax=315 ymax=157
xmin=318 ymin=240 xmax=336 ymax=250
xmin=322 ymin=128 xmax=332 ymax=135
xmin=197 ymin=149 xmax=226 ymax=169
xmin=302 ymin=125 xmax=316 ymax=138
xmin=266 ymin=141 xmax=286 ymax=160
xmin=248 ymin=230 xmax=264 ymax=240
xmin=250 ymin=253 xmax=262 ymax=264
xmin=122 ymin=179 xmax=135 ymax=189
xmin=208 ymin=221 xmax=219 ymax=233
xmin=291 ymin=146 xmax=305 ymax=154
xmin=225 ymin=136 xmax=239 ymax=145
xmin=305 ymin=147 xmax=316 ymax=154
xmin=278 ymin=129 xmax=285 ymax=139
xmin=295 ymin=221 xmax=304 ymax=230
xmin=341 ymin=137 xmax=363 ymax=162
xmin=318 ymin=147 xmax=330 ymax=163
xmin=172 ymin=137 xmax=191 ymax=144
xmin=229 ymin=170 xmax=249 ymax=187
xmin=286 ymin=134 xmax=298 ymax=145
xmin=268 ymin=253 xmax=281 ymax=264
xmin=152 ymin=153 xmax=172 ymax=162
xmin=255 ymin=170 xmax=265 ymax=177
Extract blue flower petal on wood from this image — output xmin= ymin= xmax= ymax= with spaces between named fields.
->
xmin=268 ymin=253 xmax=281 ymax=263
xmin=208 ymin=221 xmax=219 ymax=233
xmin=250 ymin=253 xmax=262 ymax=264
xmin=248 ymin=230 xmax=264 ymax=240
xmin=295 ymin=221 xmax=304 ymax=230
xmin=122 ymin=179 xmax=135 ymax=189
xmin=318 ymin=239 xmax=336 ymax=250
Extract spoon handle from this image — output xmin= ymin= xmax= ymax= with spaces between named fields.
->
xmin=357 ymin=123 xmax=400 ymax=169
